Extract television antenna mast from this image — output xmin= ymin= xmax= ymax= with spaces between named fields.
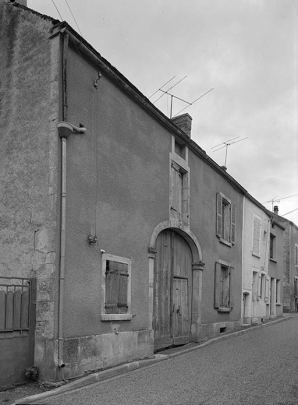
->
xmin=263 ymin=193 xmax=298 ymax=211
xmin=149 ymin=76 xmax=214 ymax=118
xmin=211 ymin=136 xmax=249 ymax=168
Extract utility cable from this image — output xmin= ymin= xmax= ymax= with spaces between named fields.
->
xmin=52 ymin=0 xmax=63 ymax=20
xmin=281 ymin=207 xmax=298 ymax=216
xmin=65 ymin=0 xmax=83 ymax=36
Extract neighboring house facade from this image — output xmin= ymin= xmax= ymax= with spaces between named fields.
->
xmin=271 ymin=208 xmax=298 ymax=313
xmin=242 ymin=196 xmax=271 ymax=325
xmin=0 ymin=0 xmax=292 ymax=388
xmin=268 ymin=216 xmax=285 ymax=318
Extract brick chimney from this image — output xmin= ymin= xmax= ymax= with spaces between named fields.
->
xmin=273 ymin=205 xmax=279 ymax=215
xmin=171 ymin=113 xmax=192 ymax=138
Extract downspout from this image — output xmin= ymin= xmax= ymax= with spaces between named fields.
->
xmin=57 ymin=30 xmax=86 ymax=367
xmin=57 ymin=122 xmax=86 ymax=368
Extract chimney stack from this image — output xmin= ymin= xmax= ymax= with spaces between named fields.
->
xmin=10 ymin=0 xmax=27 ymax=6
xmin=273 ymin=205 xmax=279 ymax=215
xmin=171 ymin=113 xmax=192 ymax=138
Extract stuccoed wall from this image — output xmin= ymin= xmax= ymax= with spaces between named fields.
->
xmin=0 ymin=2 xmax=60 ymax=380
xmin=55 ymin=44 xmax=172 ymax=377
xmin=188 ymin=149 xmax=243 ymax=336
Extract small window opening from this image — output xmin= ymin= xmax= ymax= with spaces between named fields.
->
xmin=175 ymin=140 xmax=185 ymax=159
xmin=220 ymin=327 xmax=226 ymax=334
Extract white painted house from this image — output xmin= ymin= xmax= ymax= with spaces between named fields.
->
xmin=242 ymin=196 xmax=271 ymax=324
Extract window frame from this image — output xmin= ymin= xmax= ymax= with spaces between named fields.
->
xmin=295 ymin=244 xmax=298 ymax=267
xmin=257 ymin=272 xmax=266 ymax=300
xmin=169 ymin=152 xmax=190 ymax=228
xmin=269 ymin=233 xmax=276 ymax=261
xmin=101 ymin=253 xmax=132 ymax=321
xmin=276 ymin=279 xmax=281 ymax=305
xmin=214 ymin=260 xmax=235 ymax=313
xmin=216 ymin=192 xmax=236 ymax=246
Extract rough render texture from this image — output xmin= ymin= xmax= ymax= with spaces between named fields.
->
xmin=0 ymin=2 xmax=60 ymax=380
xmin=60 ymin=330 xmax=153 ymax=380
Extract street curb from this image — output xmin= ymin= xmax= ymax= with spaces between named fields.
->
xmin=14 ymin=314 xmax=297 ymax=404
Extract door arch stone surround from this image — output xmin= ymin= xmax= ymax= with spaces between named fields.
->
xmin=148 ymin=221 xmax=204 ymax=346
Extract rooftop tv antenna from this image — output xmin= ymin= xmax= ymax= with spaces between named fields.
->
xmin=211 ymin=136 xmax=249 ymax=168
xmin=263 ymin=193 xmax=298 ymax=211
xmin=149 ymin=76 xmax=214 ymax=118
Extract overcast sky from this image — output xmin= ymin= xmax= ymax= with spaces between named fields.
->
xmin=29 ymin=0 xmax=298 ymax=224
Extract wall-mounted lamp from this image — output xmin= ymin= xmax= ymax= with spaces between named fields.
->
xmin=88 ymin=234 xmax=97 ymax=244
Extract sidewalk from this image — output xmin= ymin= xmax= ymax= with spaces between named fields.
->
xmin=14 ymin=313 xmax=298 ymax=405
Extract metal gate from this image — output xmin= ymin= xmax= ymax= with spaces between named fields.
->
xmin=0 ymin=277 xmax=36 ymax=388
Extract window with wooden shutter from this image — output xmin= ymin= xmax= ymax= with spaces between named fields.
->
xmin=216 ymin=192 xmax=235 ymax=246
xmin=295 ymin=245 xmax=298 ymax=266
xmin=270 ymin=234 xmax=275 ymax=260
xmin=101 ymin=254 xmax=132 ymax=321
xmin=230 ymin=205 xmax=236 ymax=244
xmin=252 ymin=216 xmax=261 ymax=255
xmin=265 ymin=275 xmax=270 ymax=301
xmin=169 ymin=156 xmax=190 ymax=227
xmin=214 ymin=261 xmax=234 ymax=312
xmin=257 ymin=273 xmax=262 ymax=300
xmin=105 ymin=261 xmax=128 ymax=314
xmin=171 ymin=161 xmax=183 ymax=223
xmin=216 ymin=193 xmax=223 ymax=238
xmin=276 ymin=279 xmax=281 ymax=304
xmin=294 ymin=277 xmax=298 ymax=298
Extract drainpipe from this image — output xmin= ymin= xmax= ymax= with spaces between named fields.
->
xmin=57 ymin=122 xmax=86 ymax=368
xmin=57 ymin=25 xmax=87 ymax=369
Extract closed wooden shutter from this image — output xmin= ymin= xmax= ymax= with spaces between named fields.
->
xmin=171 ymin=161 xmax=183 ymax=223
xmin=231 ymin=204 xmax=236 ymax=244
xmin=229 ymin=267 xmax=235 ymax=309
xmin=252 ymin=217 xmax=261 ymax=254
xmin=265 ymin=275 xmax=270 ymax=301
xmin=105 ymin=260 xmax=128 ymax=314
xmin=214 ymin=262 xmax=222 ymax=308
xmin=118 ymin=263 xmax=129 ymax=314
xmin=294 ymin=278 xmax=298 ymax=298
xmin=257 ymin=273 xmax=262 ymax=300
xmin=216 ymin=193 xmax=223 ymax=238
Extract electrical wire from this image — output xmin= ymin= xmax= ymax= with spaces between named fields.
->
xmin=263 ymin=193 xmax=298 ymax=204
xmin=281 ymin=207 xmax=298 ymax=216
xmin=52 ymin=0 xmax=63 ymax=20
xmin=65 ymin=0 xmax=83 ymax=36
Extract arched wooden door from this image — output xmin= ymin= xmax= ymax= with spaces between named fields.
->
xmin=153 ymin=229 xmax=192 ymax=351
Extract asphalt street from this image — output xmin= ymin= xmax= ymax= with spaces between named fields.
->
xmin=32 ymin=317 xmax=298 ymax=405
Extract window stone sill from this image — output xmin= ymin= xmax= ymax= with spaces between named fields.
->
xmin=101 ymin=314 xmax=132 ymax=321
xmin=269 ymin=258 xmax=277 ymax=263
xmin=252 ymin=252 xmax=261 ymax=258
xmin=219 ymin=238 xmax=232 ymax=248
xmin=217 ymin=307 xmax=232 ymax=313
